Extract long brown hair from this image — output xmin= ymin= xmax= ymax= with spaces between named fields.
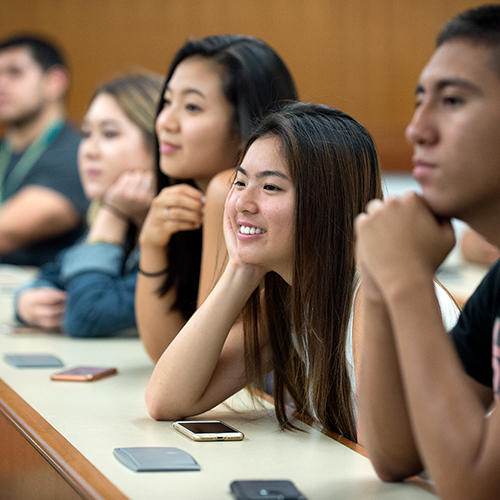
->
xmin=242 ymin=103 xmax=382 ymax=442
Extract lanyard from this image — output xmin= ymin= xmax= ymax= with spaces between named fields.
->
xmin=0 ymin=118 xmax=65 ymax=205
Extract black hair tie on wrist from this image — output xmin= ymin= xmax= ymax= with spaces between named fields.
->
xmin=137 ymin=265 xmax=169 ymax=277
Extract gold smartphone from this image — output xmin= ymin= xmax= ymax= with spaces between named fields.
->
xmin=51 ymin=366 xmax=117 ymax=382
xmin=173 ymin=420 xmax=244 ymax=441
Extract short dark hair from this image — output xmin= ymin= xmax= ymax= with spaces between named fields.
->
xmin=0 ymin=34 xmax=67 ymax=71
xmin=437 ymin=4 xmax=500 ymax=47
xmin=437 ymin=5 xmax=500 ymax=78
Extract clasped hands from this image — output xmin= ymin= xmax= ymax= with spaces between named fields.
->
xmin=355 ymin=192 xmax=456 ymax=302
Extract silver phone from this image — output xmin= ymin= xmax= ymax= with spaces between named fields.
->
xmin=173 ymin=420 xmax=244 ymax=441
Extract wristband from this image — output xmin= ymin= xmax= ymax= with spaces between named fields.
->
xmin=138 ymin=265 xmax=169 ymax=277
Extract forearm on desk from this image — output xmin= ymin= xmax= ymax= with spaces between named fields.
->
xmin=146 ymin=263 xmax=260 ymax=421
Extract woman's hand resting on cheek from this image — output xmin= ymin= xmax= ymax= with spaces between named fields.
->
xmin=223 ymin=185 xmax=269 ymax=287
xmin=103 ymin=170 xmax=156 ymax=228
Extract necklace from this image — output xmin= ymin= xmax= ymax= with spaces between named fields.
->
xmin=0 ymin=118 xmax=64 ymax=204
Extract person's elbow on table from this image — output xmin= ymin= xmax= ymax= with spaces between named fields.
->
xmin=145 ymin=381 xmax=197 ymax=421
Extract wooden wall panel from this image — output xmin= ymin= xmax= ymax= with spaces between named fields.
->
xmin=0 ymin=0 xmax=489 ymax=171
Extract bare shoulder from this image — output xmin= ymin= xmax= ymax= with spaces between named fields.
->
xmin=198 ymin=169 xmax=234 ymax=305
xmin=202 ymin=168 xmax=235 ymax=230
xmin=206 ymin=168 xmax=234 ymax=203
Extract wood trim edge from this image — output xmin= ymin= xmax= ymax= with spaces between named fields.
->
xmin=0 ymin=378 xmax=129 ymax=500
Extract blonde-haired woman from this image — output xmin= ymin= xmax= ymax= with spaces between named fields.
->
xmin=15 ymin=73 xmax=163 ymax=337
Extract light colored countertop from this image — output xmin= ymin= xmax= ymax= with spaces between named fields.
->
xmin=1 ymin=248 xmax=479 ymax=499
xmin=0 ymin=331 xmax=436 ymax=499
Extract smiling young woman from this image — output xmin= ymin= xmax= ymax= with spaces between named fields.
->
xmin=145 ymin=102 xmax=384 ymax=441
xmin=228 ymin=136 xmax=295 ymax=282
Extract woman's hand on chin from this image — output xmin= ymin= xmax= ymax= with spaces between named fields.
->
xmin=223 ymin=188 xmax=268 ymax=285
xmin=104 ymin=170 xmax=155 ymax=228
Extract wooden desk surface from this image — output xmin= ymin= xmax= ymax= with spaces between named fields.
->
xmin=0 ymin=331 xmax=438 ymax=499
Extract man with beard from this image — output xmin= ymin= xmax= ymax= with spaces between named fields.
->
xmin=0 ymin=34 xmax=88 ymax=266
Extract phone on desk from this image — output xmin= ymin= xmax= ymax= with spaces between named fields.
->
xmin=230 ymin=480 xmax=307 ymax=500
xmin=173 ymin=420 xmax=244 ymax=441
xmin=51 ymin=366 xmax=117 ymax=382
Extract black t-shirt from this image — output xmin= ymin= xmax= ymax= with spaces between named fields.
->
xmin=451 ymin=260 xmax=500 ymax=394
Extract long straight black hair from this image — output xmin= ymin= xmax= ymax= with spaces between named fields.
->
xmin=155 ymin=34 xmax=298 ymax=319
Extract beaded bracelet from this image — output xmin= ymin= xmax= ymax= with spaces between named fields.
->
xmin=137 ymin=265 xmax=169 ymax=277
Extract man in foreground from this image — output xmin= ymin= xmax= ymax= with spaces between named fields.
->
xmin=355 ymin=5 xmax=500 ymax=499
